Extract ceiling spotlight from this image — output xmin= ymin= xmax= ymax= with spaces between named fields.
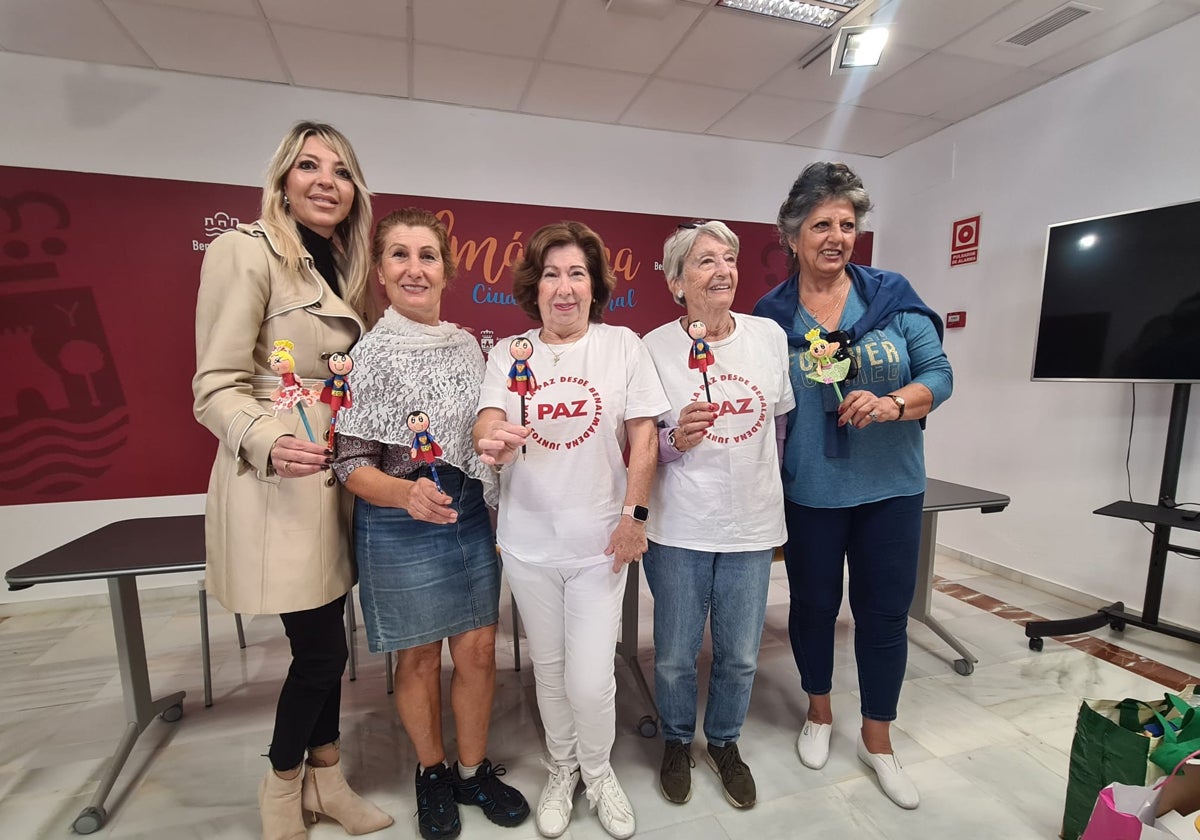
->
xmin=831 ymin=24 xmax=889 ymax=73
xmin=717 ymin=0 xmax=863 ymax=28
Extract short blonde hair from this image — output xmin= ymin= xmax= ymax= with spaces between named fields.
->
xmin=260 ymin=121 xmax=376 ymax=324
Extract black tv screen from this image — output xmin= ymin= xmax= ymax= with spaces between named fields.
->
xmin=1031 ymin=198 xmax=1200 ymax=382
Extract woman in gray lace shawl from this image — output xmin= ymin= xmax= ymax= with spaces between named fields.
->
xmin=332 ymin=208 xmax=529 ymax=839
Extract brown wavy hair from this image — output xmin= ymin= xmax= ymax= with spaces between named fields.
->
xmin=511 ymin=221 xmax=614 ymax=323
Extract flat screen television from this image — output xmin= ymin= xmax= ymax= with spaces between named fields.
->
xmin=1031 ymin=198 xmax=1200 ymax=383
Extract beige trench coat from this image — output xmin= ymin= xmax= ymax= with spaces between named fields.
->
xmin=193 ymin=222 xmax=364 ymax=615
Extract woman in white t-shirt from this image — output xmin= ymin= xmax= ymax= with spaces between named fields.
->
xmin=474 ymin=221 xmax=668 ymax=840
xmin=640 ymin=221 xmax=794 ymax=811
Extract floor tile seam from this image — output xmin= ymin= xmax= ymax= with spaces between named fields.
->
xmin=931 ymin=574 xmax=1200 ymax=690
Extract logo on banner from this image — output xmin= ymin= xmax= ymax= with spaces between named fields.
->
xmin=527 ymin=376 xmax=603 ymax=451
xmin=690 ymin=373 xmax=768 ymax=445
xmin=950 ymin=215 xmax=980 ymax=267
xmin=194 ymin=211 xmax=240 ymax=251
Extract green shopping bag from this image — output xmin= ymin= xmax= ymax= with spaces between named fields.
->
xmin=1062 ymin=689 xmax=1198 ymax=840
xmin=1150 ymin=695 xmax=1200 ymax=774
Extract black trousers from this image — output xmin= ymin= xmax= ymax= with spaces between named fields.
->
xmin=267 ymin=594 xmax=348 ymax=771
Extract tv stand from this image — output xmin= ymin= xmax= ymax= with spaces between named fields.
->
xmin=1025 ymin=383 xmax=1198 ymax=651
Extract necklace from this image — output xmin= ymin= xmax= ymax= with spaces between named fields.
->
xmin=540 ymin=330 xmax=585 ymax=365
xmin=798 ymin=277 xmax=849 ymax=331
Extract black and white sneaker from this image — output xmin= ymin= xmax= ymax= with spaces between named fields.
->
xmin=452 ymin=759 xmax=530 ymax=827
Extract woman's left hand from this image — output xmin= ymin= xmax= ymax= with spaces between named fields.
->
xmin=604 ymin=517 xmax=647 ymax=573
xmin=837 ymin=389 xmax=899 ymax=429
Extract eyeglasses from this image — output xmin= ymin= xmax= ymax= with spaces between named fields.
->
xmin=676 ymin=220 xmax=708 ymax=230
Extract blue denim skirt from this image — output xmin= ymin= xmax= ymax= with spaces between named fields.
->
xmin=354 ymin=465 xmax=500 ymax=652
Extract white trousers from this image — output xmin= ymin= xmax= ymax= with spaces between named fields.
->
xmin=502 ymin=552 xmax=627 ymax=786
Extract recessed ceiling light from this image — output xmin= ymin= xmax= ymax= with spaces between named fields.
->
xmin=831 ymin=24 xmax=888 ymax=73
xmin=717 ymin=0 xmax=863 ymax=29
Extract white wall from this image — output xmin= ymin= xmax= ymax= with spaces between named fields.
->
xmin=873 ymin=15 xmax=1200 ymax=626
xmin=0 ymin=51 xmax=874 ymax=602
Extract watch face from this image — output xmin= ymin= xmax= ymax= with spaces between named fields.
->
xmin=633 ymin=505 xmax=649 ymax=522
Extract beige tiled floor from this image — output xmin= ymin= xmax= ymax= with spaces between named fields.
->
xmin=2 ymin=553 xmax=1198 ymax=839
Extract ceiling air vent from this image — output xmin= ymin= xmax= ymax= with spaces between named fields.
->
xmin=1003 ymin=3 xmax=1094 ymax=47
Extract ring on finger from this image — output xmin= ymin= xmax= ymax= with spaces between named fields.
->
xmin=868 ymin=411 xmax=879 ymax=420
xmin=283 ymin=460 xmax=292 ymax=474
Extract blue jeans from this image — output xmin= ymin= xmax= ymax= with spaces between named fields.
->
xmin=782 ymin=493 xmax=923 ymax=721
xmin=642 ymin=542 xmax=774 ymax=746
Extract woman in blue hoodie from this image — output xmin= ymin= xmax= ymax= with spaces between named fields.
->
xmin=752 ymin=162 xmax=952 ymax=811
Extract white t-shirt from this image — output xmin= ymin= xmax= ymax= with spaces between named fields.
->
xmin=478 ymin=322 xmax=670 ymax=567
xmin=641 ymin=313 xmax=795 ymax=552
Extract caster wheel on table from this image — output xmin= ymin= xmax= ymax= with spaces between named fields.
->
xmin=161 ymin=704 xmax=183 ymax=723
xmin=953 ymin=658 xmax=974 ymax=676
xmin=637 ymin=716 xmax=658 ymax=738
xmin=1028 ymin=637 xmax=1044 ymax=652
xmin=73 ymin=805 xmax=107 ymax=834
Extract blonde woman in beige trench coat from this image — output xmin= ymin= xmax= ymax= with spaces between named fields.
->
xmin=192 ymin=121 xmax=391 ymax=840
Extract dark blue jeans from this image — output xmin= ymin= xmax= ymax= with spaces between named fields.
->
xmin=782 ymin=493 xmax=923 ymax=721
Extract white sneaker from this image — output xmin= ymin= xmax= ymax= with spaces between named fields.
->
xmin=797 ymin=720 xmax=832 ymax=769
xmin=586 ymin=768 xmax=636 ymax=839
xmin=536 ymin=762 xmax=580 ymax=838
xmin=857 ymin=735 xmax=919 ymax=809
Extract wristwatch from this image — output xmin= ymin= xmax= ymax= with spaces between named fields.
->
xmin=622 ymin=504 xmax=650 ymax=523
xmin=885 ymin=393 xmax=906 ymax=419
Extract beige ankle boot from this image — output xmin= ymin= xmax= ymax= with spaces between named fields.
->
xmin=301 ymin=759 xmax=394 ymax=835
xmin=258 ymin=767 xmax=308 ymax=840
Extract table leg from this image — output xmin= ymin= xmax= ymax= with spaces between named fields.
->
xmin=910 ymin=511 xmax=979 ymax=677
xmin=615 ymin=562 xmax=659 ymax=738
xmin=73 ymin=577 xmax=185 ymax=834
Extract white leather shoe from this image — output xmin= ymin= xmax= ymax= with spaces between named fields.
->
xmin=857 ymin=735 xmax=919 ymax=809
xmin=536 ymin=762 xmax=580 ymax=838
xmin=796 ymin=721 xmax=832 ymax=769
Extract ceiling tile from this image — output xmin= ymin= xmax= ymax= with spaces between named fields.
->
xmin=854 ymin=52 xmax=1023 ymax=116
xmin=414 ymin=0 xmax=557 ymax=58
xmin=787 ymin=105 xmax=930 ymax=156
xmin=619 ymin=78 xmax=745 ymax=133
xmin=871 ymin=0 xmax=1009 ymax=51
xmin=544 ymin=0 xmax=701 ymax=74
xmin=759 ymin=41 xmax=926 ymax=103
xmin=412 ymin=43 xmax=533 ymax=110
xmin=1031 ymin=2 xmax=1199 ymax=76
xmin=940 ymin=0 xmax=1163 ymax=67
xmin=106 ymin=0 xmax=286 ymax=81
xmin=0 ymin=0 xmax=152 ymax=66
xmin=522 ymin=63 xmax=646 ymax=122
xmin=659 ymin=6 xmax=826 ymax=91
xmin=259 ymin=0 xmax=406 ymax=39
xmin=706 ymin=93 xmax=834 ymax=142
xmin=273 ymin=24 xmax=408 ymax=98
xmin=932 ymin=65 xmax=1052 ymax=122
xmin=131 ymin=0 xmax=259 ymax=17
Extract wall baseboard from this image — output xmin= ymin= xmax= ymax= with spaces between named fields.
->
xmin=0 ymin=582 xmax=205 ymax=617
xmin=937 ymin=544 xmax=1106 ymax=610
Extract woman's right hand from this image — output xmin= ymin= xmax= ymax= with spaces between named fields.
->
xmin=404 ymin=477 xmax=457 ymax=524
xmin=672 ymin=401 xmax=717 ymax=453
xmin=270 ymin=435 xmax=331 ymax=479
xmin=476 ymin=419 xmax=530 ymax=467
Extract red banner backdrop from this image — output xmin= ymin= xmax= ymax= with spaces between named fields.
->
xmin=0 ymin=166 xmax=871 ymax=505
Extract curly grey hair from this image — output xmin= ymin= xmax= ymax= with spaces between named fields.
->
xmin=776 ymin=162 xmax=872 ymax=247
